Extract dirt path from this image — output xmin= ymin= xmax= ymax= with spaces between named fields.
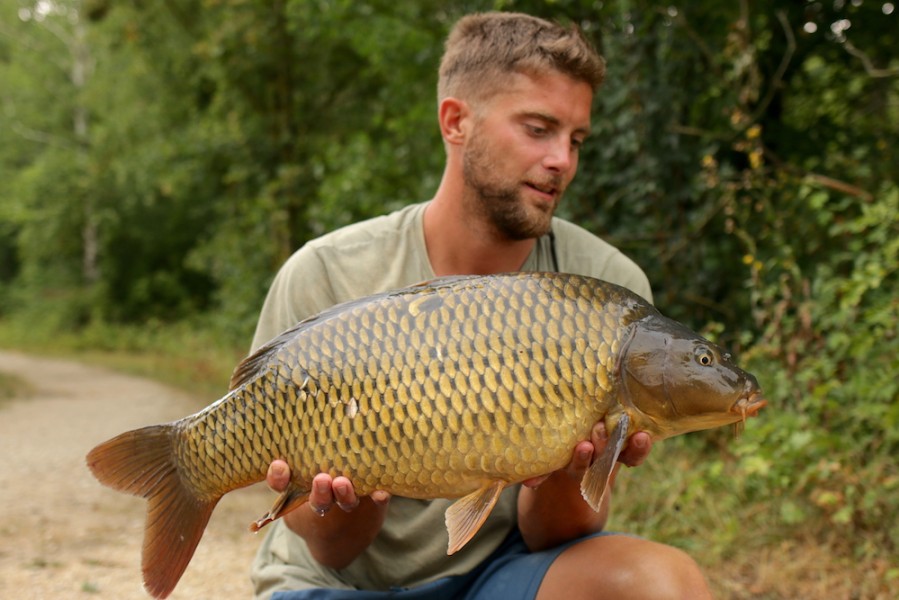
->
xmin=0 ymin=350 xmax=271 ymax=599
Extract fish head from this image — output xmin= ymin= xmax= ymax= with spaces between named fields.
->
xmin=619 ymin=314 xmax=766 ymax=439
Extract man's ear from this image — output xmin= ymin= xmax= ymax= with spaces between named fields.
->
xmin=438 ymin=97 xmax=469 ymax=146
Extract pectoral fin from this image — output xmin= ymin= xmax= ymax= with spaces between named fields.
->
xmin=580 ymin=413 xmax=630 ymax=511
xmin=250 ymin=482 xmax=310 ymax=532
xmin=445 ymin=480 xmax=505 ymax=555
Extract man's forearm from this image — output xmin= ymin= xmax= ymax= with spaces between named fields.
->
xmin=517 ymin=463 xmax=619 ymax=552
xmin=286 ymin=497 xmax=389 ymax=570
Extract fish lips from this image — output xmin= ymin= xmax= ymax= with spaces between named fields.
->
xmin=731 ymin=390 xmax=767 ymax=422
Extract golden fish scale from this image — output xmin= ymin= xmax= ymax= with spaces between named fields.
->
xmin=175 ymin=274 xmax=645 ymax=501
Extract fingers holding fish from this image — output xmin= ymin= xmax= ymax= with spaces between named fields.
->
xmin=332 ymin=477 xmax=361 ymax=512
xmin=309 ymin=473 xmax=337 ymax=515
xmin=618 ymin=431 xmax=652 ymax=467
xmin=266 ymin=459 xmax=292 ymax=493
xmin=565 ymin=439 xmax=598 ymax=482
xmin=309 ymin=474 xmax=359 ymax=514
xmin=526 ymin=421 xmax=653 ymax=493
xmin=308 ymin=473 xmax=388 ymax=514
xmin=586 ymin=421 xmax=653 ymax=468
xmin=565 ymin=422 xmax=652 ymax=476
xmin=266 ymin=460 xmax=384 ymax=515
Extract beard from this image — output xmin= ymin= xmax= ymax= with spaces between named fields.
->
xmin=462 ymin=131 xmax=562 ymax=241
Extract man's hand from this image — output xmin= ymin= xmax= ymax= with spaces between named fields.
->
xmin=518 ymin=422 xmax=653 ymax=551
xmin=264 ymin=460 xmax=390 ymax=569
xmin=267 ymin=461 xmax=389 ymax=515
xmin=618 ymin=429 xmax=653 ymax=467
xmin=522 ymin=424 xmax=653 ymax=490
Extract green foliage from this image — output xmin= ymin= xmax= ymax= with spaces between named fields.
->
xmin=0 ymin=314 xmax=242 ymax=400
xmin=1 ymin=0 xmax=897 ymax=576
xmin=732 ymin=182 xmax=899 ymax=554
xmin=613 ymin=0 xmax=899 ymax=565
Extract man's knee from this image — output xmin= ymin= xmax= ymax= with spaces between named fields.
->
xmin=617 ymin=541 xmax=711 ymax=599
xmin=538 ymin=536 xmax=712 ymax=600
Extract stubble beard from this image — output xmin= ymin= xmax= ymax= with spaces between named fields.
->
xmin=462 ymin=133 xmax=560 ymax=241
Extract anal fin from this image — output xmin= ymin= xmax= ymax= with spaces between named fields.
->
xmin=580 ymin=413 xmax=630 ymax=511
xmin=445 ymin=480 xmax=505 ymax=555
xmin=250 ymin=482 xmax=310 ymax=532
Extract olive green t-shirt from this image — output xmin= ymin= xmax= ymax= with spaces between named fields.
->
xmin=250 ymin=201 xmax=651 ymax=598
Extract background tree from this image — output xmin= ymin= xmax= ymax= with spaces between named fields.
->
xmin=1 ymin=0 xmax=896 ymax=585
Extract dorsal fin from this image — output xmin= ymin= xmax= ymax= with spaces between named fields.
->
xmin=229 ymin=294 xmax=377 ymax=391
xmin=229 ymin=318 xmax=311 ymax=391
xmin=229 ymin=275 xmax=486 ymax=391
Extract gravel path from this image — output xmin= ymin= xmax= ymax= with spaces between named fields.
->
xmin=0 ymin=350 xmax=270 ymax=599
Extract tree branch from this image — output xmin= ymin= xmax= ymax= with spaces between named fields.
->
xmin=749 ymin=10 xmax=795 ymax=124
xmin=842 ymin=38 xmax=899 ymax=78
xmin=662 ymin=7 xmax=725 ymax=80
xmin=803 ymin=172 xmax=874 ymax=201
xmin=763 ymin=146 xmax=874 ymax=201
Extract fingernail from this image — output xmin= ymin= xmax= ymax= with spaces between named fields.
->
xmin=578 ymin=448 xmax=592 ymax=462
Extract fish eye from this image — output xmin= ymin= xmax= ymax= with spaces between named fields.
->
xmin=695 ymin=348 xmax=715 ymax=367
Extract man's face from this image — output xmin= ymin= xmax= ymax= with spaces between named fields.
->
xmin=461 ymin=70 xmax=593 ymax=240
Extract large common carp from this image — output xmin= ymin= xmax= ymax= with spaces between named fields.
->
xmin=87 ymin=272 xmax=765 ymax=598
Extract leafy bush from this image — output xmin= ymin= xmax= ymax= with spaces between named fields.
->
xmin=733 ymin=182 xmax=899 ymax=552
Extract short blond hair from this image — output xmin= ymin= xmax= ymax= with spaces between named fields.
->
xmin=438 ymin=12 xmax=605 ymax=103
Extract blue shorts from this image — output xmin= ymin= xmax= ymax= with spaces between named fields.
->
xmin=271 ymin=529 xmax=621 ymax=600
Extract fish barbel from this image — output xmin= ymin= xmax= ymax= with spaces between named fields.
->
xmin=86 ymin=272 xmax=766 ymax=598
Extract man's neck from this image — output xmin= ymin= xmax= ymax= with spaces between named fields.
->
xmin=422 ymin=195 xmax=537 ymax=277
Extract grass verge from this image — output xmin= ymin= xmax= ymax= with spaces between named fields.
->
xmin=610 ymin=438 xmax=899 ymax=599
xmin=0 ymin=370 xmax=32 ymax=408
xmin=0 ymin=317 xmax=245 ymax=401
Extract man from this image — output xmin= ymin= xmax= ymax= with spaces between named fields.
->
xmin=250 ymin=12 xmax=713 ymax=600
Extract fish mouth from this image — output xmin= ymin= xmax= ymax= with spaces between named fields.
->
xmin=731 ymin=391 xmax=767 ymax=423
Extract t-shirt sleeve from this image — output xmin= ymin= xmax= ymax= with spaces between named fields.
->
xmin=250 ymin=245 xmax=337 ymax=352
xmin=551 ymin=218 xmax=654 ymax=304
xmin=249 ymin=203 xmax=432 ymax=353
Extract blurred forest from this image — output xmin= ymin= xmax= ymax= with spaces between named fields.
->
xmin=1 ymin=0 xmax=897 ymax=595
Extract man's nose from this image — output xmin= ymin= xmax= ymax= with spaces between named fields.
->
xmin=542 ymin=138 xmax=575 ymax=173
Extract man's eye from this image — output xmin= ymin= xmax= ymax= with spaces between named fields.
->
xmin=526 ymin=124 xmax=547 ymax=136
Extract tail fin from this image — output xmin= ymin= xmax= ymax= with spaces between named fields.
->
xmin=86 ymin=425 xmax=219 ymax=599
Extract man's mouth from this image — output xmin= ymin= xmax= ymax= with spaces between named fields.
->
xmin=524 ymin=181 xmax=559 ymax=200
